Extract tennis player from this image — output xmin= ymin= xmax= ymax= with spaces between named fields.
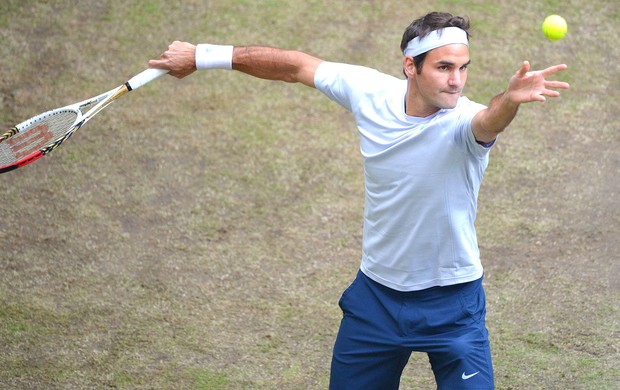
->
xmin=149 ymin=12 xmax=569 ymax=390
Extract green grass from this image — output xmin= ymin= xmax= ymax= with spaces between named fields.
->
xmin=194 ymin=369 xmax=231 ymax=390
xmin=1 ymin=0 xmax=619 ymax=389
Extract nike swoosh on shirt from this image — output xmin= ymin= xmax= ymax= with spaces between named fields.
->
xmin=462 ymin=371 xmax=480 ymax=380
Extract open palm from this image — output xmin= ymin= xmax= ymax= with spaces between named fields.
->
xmin=507 ymin=61 xmax=570 ymax=103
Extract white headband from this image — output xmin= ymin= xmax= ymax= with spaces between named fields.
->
xmin=403 ymin=27 xmax=468 ymax=57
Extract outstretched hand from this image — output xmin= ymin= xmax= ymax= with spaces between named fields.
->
xmin=148 ymin=41 xmax=197 ymax=79
xmin=507 ymin=61 xmax=570 ymax=104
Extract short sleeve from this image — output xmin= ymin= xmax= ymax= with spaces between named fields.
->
xmin=314 ymin=62 xmax=391 ymax=113
xmin=452 ymin=97 xmax=493 ymax=158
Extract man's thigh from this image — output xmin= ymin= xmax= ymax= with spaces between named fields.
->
xmin=410 ymin=278 xmax=494 ymax=389
xmin=329 ymin=271 xmax=411 ymax=390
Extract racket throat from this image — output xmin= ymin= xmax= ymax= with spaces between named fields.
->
xmin=85 ymin=85 xmax=130 ymax=119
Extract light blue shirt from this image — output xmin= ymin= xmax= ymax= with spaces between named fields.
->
xmin=314 ymin=61 xmax=493 ymax=291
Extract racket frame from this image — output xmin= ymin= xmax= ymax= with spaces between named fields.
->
xmin=0 ymin=68 xmax=167 ymax=173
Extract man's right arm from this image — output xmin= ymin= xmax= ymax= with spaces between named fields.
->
xmin=148 ymin=41 xmax=323 ymax=88
xmin=232 ymin=46 xmax=322 ymax=88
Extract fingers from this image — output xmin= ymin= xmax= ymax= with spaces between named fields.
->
xmin=518 ymin=61 xmax=569 ymax=80
xmin=542 ymin=65 xmax=570 ymax=94
xmin=516 ymin=60 xmax=531 ymax=77
xmin=148 ymin=59 xmax=165 ymax=69
xmin=148 ymin=45 xmax=174 ymax=70
xmin=546 ymin=80 xmax=570 ymax=90
xmin=541 ymin=63 xmax=568 ymax=77
xmin=147 ymin=57 xmax=178 ymax=78
xmin=536 ymin=82 xmax=568 ymax=103
xmin=541 ymin=89 xmax=560 ymax=98
xmin=531 ymin=92 xmax=547 ymax=103
xmin=147 ymin=41 xmax=197 ymax=79
xmin=535 ymin=83 xmax=567 ymax=102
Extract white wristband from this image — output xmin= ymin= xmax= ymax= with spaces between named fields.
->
xmin=195 ymin=44 xmax=234 ymax=70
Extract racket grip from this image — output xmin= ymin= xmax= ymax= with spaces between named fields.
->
xmin=126 ymin=68 xmax=169 ymax=91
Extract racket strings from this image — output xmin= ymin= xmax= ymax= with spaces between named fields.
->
xmin=0 ymin=110 xmax=78 ymax=165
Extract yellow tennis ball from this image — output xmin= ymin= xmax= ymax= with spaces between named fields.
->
xmin=542 ymin=15 xmax=568 ymax=41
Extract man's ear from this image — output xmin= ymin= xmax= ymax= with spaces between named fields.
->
xmin=403 ymin=56 xmax=417 ymax=78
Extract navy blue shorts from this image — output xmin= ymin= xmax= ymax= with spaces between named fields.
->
xmin=330 ymin=271 xmax=494 ymax=389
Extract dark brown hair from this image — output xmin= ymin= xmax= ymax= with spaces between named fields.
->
xmin=400 ymin=12 xmax=471 ymax=74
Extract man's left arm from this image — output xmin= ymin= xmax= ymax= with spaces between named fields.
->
xmin=472 ymin=61 xmax=570 ymax=144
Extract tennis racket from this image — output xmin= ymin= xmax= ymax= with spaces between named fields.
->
xmin=0 ymin=68 xmax=168 ymax=174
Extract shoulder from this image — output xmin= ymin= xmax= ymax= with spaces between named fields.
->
xmin=315 ymin=62 xmax=401 ymax=91
xmin=447 ymin=97 xmax=494 ymax=156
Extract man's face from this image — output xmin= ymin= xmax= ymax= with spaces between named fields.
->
xmin=406 ymin=44 xmax=470 ymax=117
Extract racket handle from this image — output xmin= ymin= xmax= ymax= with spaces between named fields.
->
xmin=126 ymin=68 xmax=169 ymax=91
